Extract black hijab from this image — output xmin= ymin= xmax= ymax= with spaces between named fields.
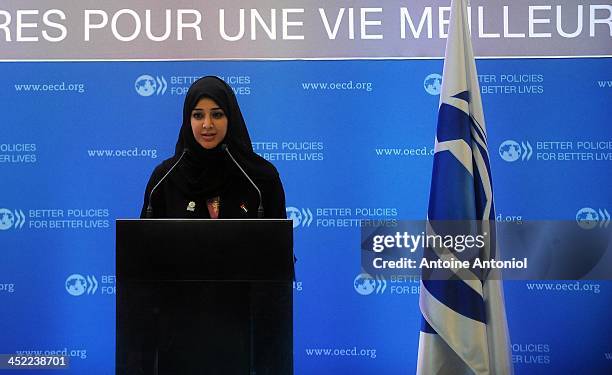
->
xmin=170 ymin=76 xmax=273 ymax=198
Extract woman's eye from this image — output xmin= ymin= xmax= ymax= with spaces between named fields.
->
xmin=211 ymin=111 xmax=225 ymax=119
xmin=192 ymin=112 xmax=203 ymax=120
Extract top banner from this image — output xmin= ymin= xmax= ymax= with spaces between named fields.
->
xmin=1 ymin=0 xmax=611 ymax=60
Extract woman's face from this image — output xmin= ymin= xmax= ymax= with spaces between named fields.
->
xmin=190 ymin=97 xmax=228 ymax=149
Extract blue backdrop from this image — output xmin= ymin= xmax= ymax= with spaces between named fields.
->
xmin=1 ymin=58 xmax=611 ymax=374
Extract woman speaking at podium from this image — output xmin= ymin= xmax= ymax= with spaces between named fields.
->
xmin=141 ymin=75 xmax=286 ymax=219
xmin=129 ymin=76 xmax=291 ymax=374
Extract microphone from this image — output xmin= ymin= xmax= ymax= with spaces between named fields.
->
xmin=144 ymin=148 xmax=189 ymax=218
xmin=221 ymin=144 xmax=264 ymax=218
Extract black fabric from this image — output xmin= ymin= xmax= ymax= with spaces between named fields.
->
xmin=141 ymin=76 xmax=286 ymax=219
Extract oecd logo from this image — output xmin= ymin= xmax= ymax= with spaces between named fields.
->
xmin=286 ymin=206 xmax=313 ymax=228
xmin=0 ymin=208 xmax=26 ymax=230
xmin=135 ymin=75 xmax=167 ymax=97
xmin=65 ymin=274 xmax=98 ymax=296
xmin=576 ymin=207 xmax=610 ymax=230
xmin=499 ymin=140 xmax=533 ymax=162
xmin=353 ymin=273 xmax=387 ymax=295
xmin=424 ymin=73 xmax=442 ymax=96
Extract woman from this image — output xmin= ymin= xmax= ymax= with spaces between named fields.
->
xmin=130 ymin=76 xmax=291 ymax=374
xmin=141 ymin=75 xmax=286 ymax=219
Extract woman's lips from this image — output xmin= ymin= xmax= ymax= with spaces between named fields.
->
xmin=201 ymin=134 xmax=216 ymax=141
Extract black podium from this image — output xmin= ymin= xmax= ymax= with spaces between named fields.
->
xmin=115 ymin=219 xmax=294 ymax=375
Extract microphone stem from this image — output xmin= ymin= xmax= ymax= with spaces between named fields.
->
xmin=145 ymin=149 xmax=188 ymax=218
xmin=223 ymin=145 xmax=264 ymax=218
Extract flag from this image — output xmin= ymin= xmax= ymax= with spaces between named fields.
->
xmin=416 ymin=0 xmax=513 ymax=374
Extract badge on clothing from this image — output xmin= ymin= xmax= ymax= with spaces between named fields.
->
xmin=186 ymin=201 xmax=196 ymax=212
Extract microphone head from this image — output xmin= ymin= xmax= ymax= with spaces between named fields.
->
xmin=220 ymin=144 xmax=228 ymax=151
xmin=182 ymin=147 xmax=190 ymax=154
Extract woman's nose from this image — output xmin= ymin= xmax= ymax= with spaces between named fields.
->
xmin=202 ymin=115 xmax=212 ymax=128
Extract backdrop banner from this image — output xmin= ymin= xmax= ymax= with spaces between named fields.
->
xmin=0 ymin=0 xmax=611 ymax=60
xmin=0 ymin=1 xmax=611 ymax=374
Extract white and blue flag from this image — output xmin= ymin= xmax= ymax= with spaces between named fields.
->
xmin=416 ymin=0 xmax=513 ymax=374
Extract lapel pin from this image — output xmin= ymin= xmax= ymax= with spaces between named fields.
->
xmin=240 ymin=203 xmax=248 ymax=214
xmin=187 ymin=201 xmax=196 ymax=212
